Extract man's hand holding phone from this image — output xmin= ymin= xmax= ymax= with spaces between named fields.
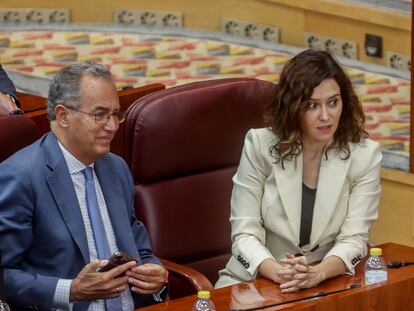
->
xmin=70 ymin=257 xmax=137 ymax=301
xmin=69 ymin=251 xmax=167 ymax=301
xmin=98 ymin=252 xmax=138 ymax=272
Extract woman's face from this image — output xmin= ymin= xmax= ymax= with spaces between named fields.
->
xmin=300 ymin=78 xmax=343 ymax=146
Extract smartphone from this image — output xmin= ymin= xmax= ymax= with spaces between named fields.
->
xmin=98 ymin=251 xmax=137 ymax=272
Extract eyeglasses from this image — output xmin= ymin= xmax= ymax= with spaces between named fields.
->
xmin=64 ymin=106 xmax=126 ymax=124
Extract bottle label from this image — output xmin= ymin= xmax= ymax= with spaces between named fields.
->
xmin=365 ymin=270 xmax=388 ymax=285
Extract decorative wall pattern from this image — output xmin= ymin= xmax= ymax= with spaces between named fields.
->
xmin=0 ymin=30 xmax=410 ymax=170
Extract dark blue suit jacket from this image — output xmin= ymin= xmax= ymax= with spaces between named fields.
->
xmin=0 ymin=133 xmax=160 ymax=310
xmin=0 ymin=65 xmax=18 ymax=105
xmin=0 ymin=249 xmax=4 ymax=302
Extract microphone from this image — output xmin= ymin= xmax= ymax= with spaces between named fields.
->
xmin=387 ymin=261 xmax=414 ymax=269
xmin=229 ymin=283 xmax=361 ymax=311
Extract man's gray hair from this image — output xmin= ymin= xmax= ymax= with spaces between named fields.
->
xmin=47 ymin=61 xmax=114 ymax=121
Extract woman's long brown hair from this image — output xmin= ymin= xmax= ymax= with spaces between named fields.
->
xmin=264 ymin=49 xmax=368 ymax=167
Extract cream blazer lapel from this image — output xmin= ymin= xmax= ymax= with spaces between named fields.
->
xmin=274 ymin=153 xmax=303 ymax=243
xmin=273 ymin=149 xmax=351 ymax=249
xmin=311 ymin=149 xmax=351 ymax=246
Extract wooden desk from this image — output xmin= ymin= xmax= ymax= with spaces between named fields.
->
xmin=18 ymin=92 xmax=47 ymax=113
xmin=141 ymin=243 xmax=414 ymax=310
xmin=18 ymin=91 xmax=48 ymax=139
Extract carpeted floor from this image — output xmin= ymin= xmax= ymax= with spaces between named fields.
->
xmin=0 ymin=25 xmax=410 ymax=171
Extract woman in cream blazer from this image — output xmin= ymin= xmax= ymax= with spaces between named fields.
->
xmin=216 ymin=50 xmax=382 ymax=292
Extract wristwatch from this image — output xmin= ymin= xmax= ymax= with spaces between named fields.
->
xmin=9 ymin=109 xmax=24 ymax=115
xmin=1 ymin=92 xmax=22 ymax=115
xmin=153 ymin=283 xmax=168 ymax=302
xmin=153 ymin=269 xmax=169 ymax=302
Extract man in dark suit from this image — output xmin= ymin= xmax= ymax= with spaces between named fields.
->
xmin=0 ymin=65 xmax=20 ymax=115
xmin=0 ymin=62 xmax=168 ymax=310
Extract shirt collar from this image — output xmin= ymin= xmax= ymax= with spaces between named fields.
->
xmin=57 ymin=141 xmax=94 ymax=174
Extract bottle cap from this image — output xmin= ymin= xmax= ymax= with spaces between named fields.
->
xmin=370 ymin=247 xmax=382 ymax=256
xmin=197 ymin=291 xmax=211 ymax=299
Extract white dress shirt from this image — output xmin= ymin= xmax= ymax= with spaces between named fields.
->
xmin=52 ymin=142 xmax=135 ymax=311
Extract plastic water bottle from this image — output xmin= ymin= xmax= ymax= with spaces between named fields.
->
xmin=0 ymin=300 xmax=10 ymax=311
xmin=192 ymin=291 xmax=216 ymax=311
xmin=365 ymin=247 xmax=388 ymax=285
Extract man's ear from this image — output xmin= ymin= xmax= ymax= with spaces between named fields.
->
xmin=55 ymin=105 xmax=70 ymax=128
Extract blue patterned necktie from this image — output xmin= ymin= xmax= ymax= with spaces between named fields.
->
xmin=83 ymin=167 xmax=123 ymax=311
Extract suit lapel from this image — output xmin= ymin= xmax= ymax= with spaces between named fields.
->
xmin=310 ymin=149 xmax=350 ymax=246
xmin=94 ymin=158 xmax=139 ymax=260
xmin=274 ymin=153 xmax=303 ymax=243
xmin=44 ymin=133 xmax=90 ymax=264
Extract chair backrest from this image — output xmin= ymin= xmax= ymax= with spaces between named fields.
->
xmin=111 ymin=84 xmax=165 ymax=157
xmin=125 ymin=78 xmax=274 ymax=296
xmin=0 ymin=115 xmax=38 ymax=162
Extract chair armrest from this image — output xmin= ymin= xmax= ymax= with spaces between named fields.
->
xmin=161 ymin=258 xmax=214 ymax=292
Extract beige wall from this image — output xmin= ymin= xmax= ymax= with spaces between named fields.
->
xmin=371 ymin=169 xmax=414 ymax=247
xmin=0 ymin=0 xmax=410 ymax=65
xmin=305 ymin=10 xmax=411 ymax=65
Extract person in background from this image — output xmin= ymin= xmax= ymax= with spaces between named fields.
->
xmin=215 ymin=49 xmax=382 ymax=292
xmin=0 ymin=65 xmax=20 ymax=115
xmin=0 ymin=62 xmax=168 ymax=310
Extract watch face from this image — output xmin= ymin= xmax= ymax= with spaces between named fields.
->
xmin=153 ymin=284 xmax=168 ymax=302
xmin=9 ymin=109 xmax=24 ymax=115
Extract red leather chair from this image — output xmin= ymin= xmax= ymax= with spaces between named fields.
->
xmin=124 ymin=78 xmax=274 ymax=298
xmin=0 ymin=115 xmax=38 ymax=162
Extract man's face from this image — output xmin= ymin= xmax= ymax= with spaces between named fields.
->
xmin=64 ymin=75 xmax=120 ymax=164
